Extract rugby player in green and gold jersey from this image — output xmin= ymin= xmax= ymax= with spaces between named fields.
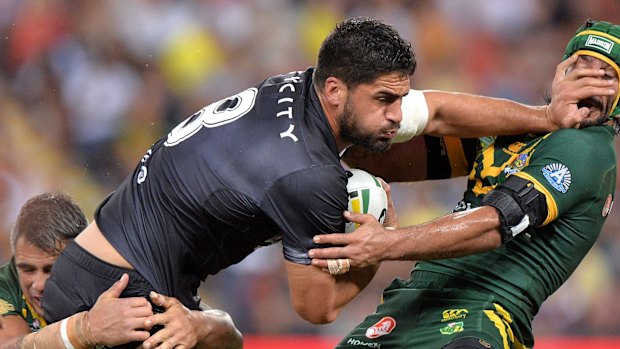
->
xmin=1 ymin=192 xmax=242 ymax=349
xmin=0 ymin=192 xmax=87 ymax=346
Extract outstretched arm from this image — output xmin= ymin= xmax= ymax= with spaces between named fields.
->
xmin=142 ymin=292 xmax=243 ymax=349
xmin=412 ymin=55 xmax=616 ymax=138
xmin=309 ymin=206 xmax=502 ymax=269
xmin=0 ymin=314 xmax=31 ymax=349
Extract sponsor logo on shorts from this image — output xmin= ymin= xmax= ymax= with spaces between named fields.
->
xmin=479 ymin=339 xmax=493 ymax=348
xmin=440 ymin=321 xmax=465 ymax=335
xmin=346 ymin=338 xmax=382 ymax=348
xmin=542 ymin=163 xmax=571 ymax=193
xmin=602 ymin=194 xmax=614 ymax=217
xmin=441 ymin=309 xmax=469 ymax=322
xmin=365 ymin=316 xmax=396 ymax=339
xmin=586 ymin=35 xmax=614 ymax=54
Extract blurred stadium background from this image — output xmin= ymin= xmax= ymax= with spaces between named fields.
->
xmin=1 ymin=0 xmax=619 ymax=347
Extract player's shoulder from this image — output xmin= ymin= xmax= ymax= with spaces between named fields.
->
xmin=0 ymin=262 xmax=17 ymax=285
xmin=546 ymin=125 xmax=614 ymax=143
xmin=256 ymin=69 xmax=312 ymax=90
xmin=0 ymin=262 xmax=20 ymax=316
xmin=536 ymin=126 xmax=617 ymax=178
xmin=542 ymin=125 xmax=615 ymax=156
xmin=267 ymin=165 xmax=347 ymax=203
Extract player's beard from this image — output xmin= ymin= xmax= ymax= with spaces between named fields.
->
xmin=578 ymin=97 xmax=610 ymax=128
xmin=339 ymin=97 xmax=394 ymax=153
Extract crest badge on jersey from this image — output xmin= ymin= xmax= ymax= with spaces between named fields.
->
xmin=504 ymin=154 xmax=529 ymax=175
xmin=365 ymin=316 xmax=396 ymax=339
xmin=541 ymin=163 xmax=572 ymax=193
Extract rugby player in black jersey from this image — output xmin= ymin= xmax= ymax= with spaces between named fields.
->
xmin=41 ymin=17 xmax=614 ymax=349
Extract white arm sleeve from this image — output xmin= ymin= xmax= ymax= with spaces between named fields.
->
xmin=393 ymin=89 xmax=429 ymax=143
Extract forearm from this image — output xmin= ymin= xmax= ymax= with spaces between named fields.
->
xmin=0 ymin=336 xmax=24 ymax=349
xmin=384 ymin=206 xmax=502 ymax=261
xmin=0 ymin=316 xmax=31 ymax=349
xmin=423 ymin=91 xmax=552 ymax=137
xmin=13 ymin=313 xmax=93 ymax=349
xmin=193 ymin=309 xmax=242 ymax=349
xmin=286 ymin=261 xmax=378 ymax=324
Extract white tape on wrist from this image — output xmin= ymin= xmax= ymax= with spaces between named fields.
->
xmin=393 ymin=89 xmax=429 ymax=143
xmin=60 ymin=318 xmax=77 ymax=349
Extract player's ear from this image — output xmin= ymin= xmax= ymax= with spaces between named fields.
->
xmin=324 ymin=76 xmax=347 ymax=106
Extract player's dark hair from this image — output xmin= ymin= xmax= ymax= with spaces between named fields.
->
xmin=10 ymin=192 xmax=88 ymax=255
xmin=313 ymin=17 xmax=416 ymax=91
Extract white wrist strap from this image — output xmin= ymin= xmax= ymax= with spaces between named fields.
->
xmin=60 ymin=318 xmax=77 ymax=349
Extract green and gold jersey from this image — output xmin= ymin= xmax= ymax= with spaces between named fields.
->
xmin=415 ymin=126 xmax=616 ymax=336
xmin=0 ymin=260 xmax=47 ymax=332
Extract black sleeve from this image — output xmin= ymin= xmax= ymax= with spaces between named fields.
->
xmin=262 ymin=166 xmax=348 ymax=264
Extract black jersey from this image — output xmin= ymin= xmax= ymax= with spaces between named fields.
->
xmin=95 ymin=68 xmax=348 ymax=308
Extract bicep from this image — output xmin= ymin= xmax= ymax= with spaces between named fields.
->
xmin=342 ymin=138 xmax=428 ymax=182
xmin=343 ymin=136 xmax=475 ymax=183
xmin=284 ymin=260 xmax=341 ymax=324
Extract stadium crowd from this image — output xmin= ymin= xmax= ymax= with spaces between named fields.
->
xmin=1 ymin=0 xmax=619 ymax=339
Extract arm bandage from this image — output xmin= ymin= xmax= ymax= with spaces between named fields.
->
xmin=393 ymin=89 xmax=429 ymax=143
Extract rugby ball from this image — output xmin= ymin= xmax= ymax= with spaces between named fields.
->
xmin=345 ymin=169 xmax=388 ymax=233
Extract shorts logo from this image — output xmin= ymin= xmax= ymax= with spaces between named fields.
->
xmin=542 ymin=163 xmax=571 ymax=193
xmin=441 ymin=309 xmax=469 ymax=322
xmin=439 ymin=321 xmax=464 ymax=335
xmin=586 ymin=35 xmax=614 ymax=54
xmin=479 ymin=339 xmax=492 ymax=348
xmin=602 ymin=194 xmax=614 ymax=217
xmin=346 ymin=338 xmax=382 ymax=348
xmin=365 ymin=316 xmax=396 ymax=339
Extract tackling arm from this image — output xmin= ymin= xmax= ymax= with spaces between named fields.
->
xmin=343 ymin=137 xmax=429 ymax=182
xmin=309 ymin=174 xmax=548 ymax=268
xmin=0 ymin=316 xmax=31 ymax=349
xmin=309 ymin=206 xmax=502 ymax=269
xmin=142 ymin=292 xmax=243 ymax=349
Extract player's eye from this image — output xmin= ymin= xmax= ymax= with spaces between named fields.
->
xmin=378 ymin=96 xmax=396 ymax=104
xmin=18 ymin=267 xmax=35 ymax=274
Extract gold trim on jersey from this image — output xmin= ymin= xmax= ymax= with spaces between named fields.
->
xmin=443 ymin=136 xmax=470 ymax=177
xmin=471 ymin=136 xmax=548 ymax=197
xmin=514 ymin=172 xmax=559 ymax=225
xmin=0 ymin=299 xmax=15 ymax=314
xmin=22 ymin=294 xmax=47 ymax=329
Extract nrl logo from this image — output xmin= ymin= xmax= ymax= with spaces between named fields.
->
xmin=585 ymin=35 xmax=614 ymax=54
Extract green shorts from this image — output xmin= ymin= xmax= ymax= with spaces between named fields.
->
xmin=336 ymin=278 xmax=531 ymax=349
